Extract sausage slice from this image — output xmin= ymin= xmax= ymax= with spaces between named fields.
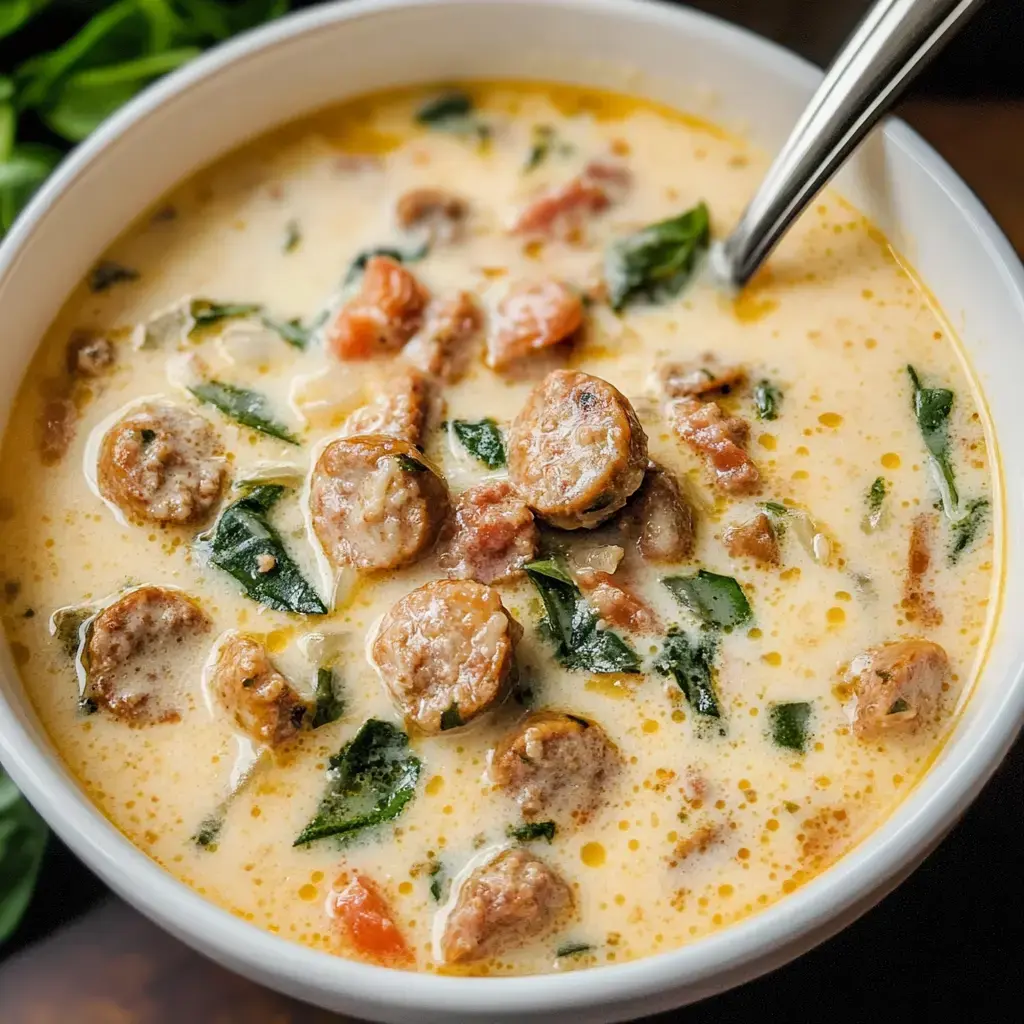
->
xmin=658 ymin=357 xmax=746 ymax=398
xmin=371 ymin=579 xmax=519 ymax=734
xmin=440 ymin=848 xmax=573 ymax=964
xmin=724 ymin=512 xmax=780 ymax=566
xmin=403 ymin=291 xmax=482 ymax=383
xmin=340 ymin=365 xmax=435 ymax=446
xmin=310 ymin=435 xmax=449 ymax=571
xmin=621 ymin=464 xmax=696 ymax=563
xmin=395 ymin=188 xmax=467 ymax=244
xmin=486 ymin=281 xmax=583 ymax=370
xmin=847 ymin=638 xmax=950 ymax=739
xmin=507 ymin=370 xmax=648 ymax=529
xmin=98 ymin=401 xmax=227 ymax=526
xmin=206 ymin=632 xmax=310 ymax=746
xmin=491 ymin=711 xmax=620 ymax=821
xmin=438 ymin=480 xmax=539 ymax=584
xmin=666 ymin=396 xmax=760 ymax=495
xmin=511 ymin=160 xmax=630 ymax=238
xmin=575 ymin=569 xmax=660 ymax=633
xmin=84 ymin=586 xmax=211 ymax=724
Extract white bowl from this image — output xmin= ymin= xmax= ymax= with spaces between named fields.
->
xmin=0 ymin=1 xmax=1021 ymax=1021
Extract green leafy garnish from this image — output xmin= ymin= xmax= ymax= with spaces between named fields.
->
xmin=202 ymin=484 xmax=327 ymax=616
xmin=282 ymin=218 xmax=300 ymax=253
xmin=605 ymin=202 xmax=710 ymax=312
xmin=556 ymin=942 xmax=593 ymax=959
xmin=663 ymin=571 xmax=752 ymax=630
xmin=342 ymin=239 xmax=429 ymax=286
xmin=654 ymin=630 xmax=720 ymax=718
xmin=761 ymin=500 xmax=788 ymax=519
xmin=428 ymin=861 xmax=444 ymax=901
xmin=415 ymin=89 xmax=489 ymax=142
xmin=189 ymin=299 xmax=262 ymax=333
xmin=450 ymin=418 xmax=506 ymax=469
xmin=439 ymin=702 xmax=463 ymax=731
xmin=907 ymin=365 xmax=963 ymax=521
xmin=0 ymin=766 xmax=48 ymax=942
xmin=191 ymin=811 xmax=223 ymax=850
xmin=49 ymin=603 xmax=94 ymax=657
xmin=523 ymin=124 xmax=571 ymax=172
xmin=189 ymin=380 xmax=299 ymax=445
xmin=261 ymin=310 xmax=326 ymax=350
xmin=524 ymin=559 xmax=641 ymax=674
xmin=862 ymin=476 xmax=888 ymax=533
xmin=311 ymin=666 xmax=344 ymax=729
xmin=394 ymin=452 xmax=427 ymax=473
xmin=949 ymin=497 xmax=989 ymax=563
xmin=88 ymin=259 xmax=138 ymax=292
xmin=753 ymin=380 xmax=781 ymax=420
xmin=769 ymin=702 xmax=812 ymax=752
xmin=507 ymin=820 xmax=555 ymax=843
xmin=294 ymin=719 xmax=421 ymax=846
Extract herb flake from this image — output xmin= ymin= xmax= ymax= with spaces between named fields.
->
xmin=753 ymin=380 xmax=781 ymax=420
xmin=556 ymin=942 xmax=593 ymax=959
xmin=189 ymin=299 xmax=262 ymax=333
xmin=862 ymin=476 xmax=887 ymax=533
xmin=507 ymin=820 xmax=556 ymax=843
xmin=312 ymin=666 xmax=344 ymax=729
xmin=450 ymin=418 xmax=506 ymax=469
xmin=88 ymin=260 xmax=138 ymax=293
xmin=769 ymin=701 xmax=812 ymax=752
xmin=415 ymin=89 xmax=490 ymax=142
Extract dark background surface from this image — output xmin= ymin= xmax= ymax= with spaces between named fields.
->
xmin=1 ymin=1 xmax=1023 ymax=1021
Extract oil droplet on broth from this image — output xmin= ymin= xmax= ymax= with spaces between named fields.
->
xmin=581 ymin=842 xmax=606 ymax=868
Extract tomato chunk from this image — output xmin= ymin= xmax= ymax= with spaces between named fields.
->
xmin=329 ymin=873 xmax=413 ymax=966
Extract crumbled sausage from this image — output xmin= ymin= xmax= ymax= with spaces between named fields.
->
xmin=486 ymin=281 xmax=584 ymax=370
xmin=39 ymin=397 xmax=78 ymax=465
xmin=847 ymin=638 xmax=950 ymax=739
xmin=507 ymin=370 xmax=648 ymax=529
xmin=395 ymin=188 xmax=467 ymax=244
xmin=666 ymin=396 xmax=760 ymax=494
xmin=658 ymin=357 xmax=746 ymax=398
xmin=670 ymin=822 xmax=720 ymax=864
xmin=84 ymin=586 xmax=211 ymax=724
xmin=309 ymin=436 xmax=449 ymax=572
xmin=206 ymin=632 xmax=310 ymax=746
xmin=327 ymin=256 xmax=429 ymax=360
xmin=724 ymin=512 xmax=779 ymax=565
xmin=402 ymin=291 xmax=482 ymax=383
xmin=97 ymin=401 xmax=227 ymax=525
xmin=438 ymin=480 xmax=538 ymax=584
xmin=490 ymin=711 xmax=620 ymax=820
xmin=371 ymin=579 xmax=520 ymax=734
xmin=903 ymin=514 xmax=942 ymax=626
xmin=511 ymin=160 xmax=631 ymax=238
xmin=575 ymin=569 xmax=660 ymax=633
xmin=340 ymin=365 xmax=435 ymax=446
xmin=621 ymin=464 xmax=696 ymax=563
xmin=440 ymin=848 xmax=573 ymax=964
xmin=67 ymin=331 xmax=115 ymax=379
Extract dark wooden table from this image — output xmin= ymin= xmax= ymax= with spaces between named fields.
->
xmin=1 ymin=101 xmax=1022 ymax=1023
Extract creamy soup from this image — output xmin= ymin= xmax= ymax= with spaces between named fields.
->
xmin=0 ymin=82 xmax=998 ymax=976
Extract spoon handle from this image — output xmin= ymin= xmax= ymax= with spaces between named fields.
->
xmin=718 ymin=0 xmax=987 ymax=287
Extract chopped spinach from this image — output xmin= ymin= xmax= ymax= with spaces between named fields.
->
xmin=415 ymin=89 xmax=489 ymax=142
xmin=654 ymin=630 xmax=720 ymax=718
xmin=191 ymin=812 xmax=224 ymax=850
xmin=769 ymin=701 xmax=812 ymax=752
xmin=394 ymin=452 xmax=427 ymax=474
xmin=663 ymin=571 xmax=752 ymax=631
xmin=862 ymin=476 xmax=888 ymax=533
xmin=523 ymin=124 xmax=571 ymax=172
xmin=605 ymin=202 xmax=710 ymax=312
xmin=261 ymin=310 xmax=327 ymax=350
xmin=311 ymin=666 xmax=344 ymax=729
xmin=202 ymin=484 xmax=327 ymax=616
xmin=48 ymin=603 xmax=94 ymax=658
xmin=507 ymin=820 xmax=556 ymax=843
xmin=0 ymin=766 xmax=48 ymax=942
xmin=428 ymin=861 xmax=444 ymax=901
xmin=294 ymin=719 xmax=421 ymax=846
xmin=524 ymin=559 xmax=641 ymax=674
xmin=282 ymin=219 xmax=301 ymax=253
xmin=439 ymin=702 xmax=463 ymax=731
xmin=189 ymin=299 xmax=262 ymax=334
xmin=450 ymin=418 xmax=506 ymax=469
xmin=343 ymin=239 xmax=429 ymax=286
xmin=907 ymin=365 xmax=962 ymax=521
xmin=88 ymin=260 xmax=138 ymax=293
xmin=556 ymin=942 xmax=593 ymax=959
xmin=189 ymin=380 xmax=299 ymax=445
xmin=761 ymin=500 xmax=788 ymax=519
xmin=949 ymin=497 xmax=989 ymax=563
xmin=753 ymin=380 xmax=781 ymax=420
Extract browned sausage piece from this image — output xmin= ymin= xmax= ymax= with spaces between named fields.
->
xmin=402 ymin=291 xmax=482 ymax=383
xmin=67 ymin=331 xmax=115 ymax=379
xmin=440 ymin=848 xmax=573 ymax=964
xmin=511 ymin=160 xmax=631 ymax=238
xmin=438 ymin=480 xmax=538 ymax=584
xmin=84 ymin=586 xmax=211 ymax=724
xmin=485 ymin=281 xmax=583 ymax=371
xmin=507 ymin=370 xmax=648 ymax=529
xmin=621 ymin=464 xmax=696 ymax=563
xmin=490 ymin=711 xmax=620 ymax=821
xmin=575 ymin=569 xmax=660 ymax=633
xmin=724 ymin=512 xmax=780 ymax=566
xmin=340 ymin=365 xmax=435 ymax=446
xmin=309 ymin=436 xmax=449 ymax=572
xmin=847 ymin=639 xmax=950 ymax=740
xmin=207 ymin=632 xmax=310 ymax=746
xmin=666 ymin=396 xmax=760 ymax=495
xmin=39 ymin=397 xmax=78 ymax=466
xmin=658 ymin=357 xmax=746 ymax=398
xmin=98 ymin=401 xmax=227 ymax=526
xmin=371 ymin=579 xmax=519 ymax=734
xmin=395 ymin=188 xmax=467 ymax=244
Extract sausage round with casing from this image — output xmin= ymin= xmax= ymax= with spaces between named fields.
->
xmin=507 ymin=369 xmax=648 ymax=529
xmin=371 ymin=579 xmax=520 ymax=734
xmin=309 ymin=435 xmax=449 ymax=571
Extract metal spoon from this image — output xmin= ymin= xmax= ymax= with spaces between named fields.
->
xmin=714 ymin=0 xmax=988 ymax=288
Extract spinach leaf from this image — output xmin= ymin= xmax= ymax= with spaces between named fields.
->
xmin=49 ymin=603 xmax=94 ymax=657
xmin=507 ymin=820 xmax=555 ymax=843
xmin=663 ymin=571 xmax=752 ymax=631
xmin=311 ymin=666 xmax=344 ymax=729
xmin=0 ymin=766 xmax=48 ymax=942
xmin=907 ymin=364 xmax=963 ymax=521
xmin=769 ymin=701 xmax=812 ymax=752
xmin=415 ymin=89 xmax=489 ymax=142
xmin=394 ymin=452 xmax=427 ymax=473
xmin=191 ymin=811 xmax=223 ymax=850
xmin=189 ymin=299 xmax=262 ymax=333
xmin=753 ymin=380 xmax=781 ymax=420
xmin=428 ymin=861 xmax=444 ymax=901
xmin=88 ymin=259 xmax=138 ymax=292
xmin=261 ymin=310 xmax=326 ymax=350
xmin=203 ymin=484 xmax=327 ymax=616
xmin=189 ymin=380 xmax=299 ymax=445
xmin=523 ymin=124 xmax=571 ymax=172
xmin=343 ymin=240 xmax=428 ymax=286
xmin=450 ymin=418 xmax=506 ymax=469
xmin=949 ymin=497 xmax=990 ymax=563
xmin=282 ymin=218 xmax=300 ymax=253
xmin=294 ymin=719 xmax=421 ymax=846
xmin=556 ymin=942 xmax=593 ymax=959
xmin=862 ymin=476 xmax=887 ymax=533
xmin=524 ymin=560 xmax=641 ymax=674
xmin=605 ymin=202 xmax=710 ymax=312
xmin=439 ymin=702 xmax=463 ymax=731
xmin=654 ymin=630 xmax=720 ymax=718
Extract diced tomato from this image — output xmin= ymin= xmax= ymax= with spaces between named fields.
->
xmin=329 ymin=874 xmax=414 ymax=967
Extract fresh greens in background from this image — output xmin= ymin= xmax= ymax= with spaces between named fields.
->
xmin=0 ymin=767 xmax=47 ymax=942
